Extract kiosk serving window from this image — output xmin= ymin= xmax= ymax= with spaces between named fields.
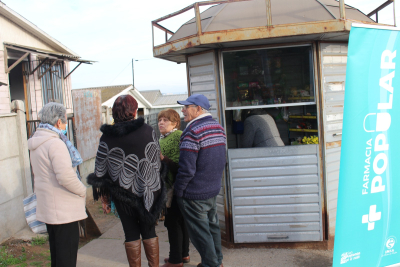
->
xmin=223 ymin=45 xmax=315 ymax=109
xmin=222 ymin=45 xmax=318 ymax=149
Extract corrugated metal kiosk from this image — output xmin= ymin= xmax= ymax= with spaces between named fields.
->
xmin=151 ymin=0 xmax=394 ymax=248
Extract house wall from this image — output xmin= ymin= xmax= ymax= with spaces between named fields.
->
xmin=79 ymin=158 xmax=96 ymax=188
xmin=1 ymin=14 xmax=74 ymax=116
xmin=64 ymin=62 xmax=73 ymax=114
xmin=0 ymin=100 xmax=32 ymax=243
xmin=0 ymin=51 xmax=11 ymax=114
xmin=27 ymin=54 xmax=43 ymax=120
xmin=0 ymin=15 xmax=56 ymax=52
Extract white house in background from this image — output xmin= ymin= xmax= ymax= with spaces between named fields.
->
xmin=75 ymin=84 xmax=187 ymax=124
xmin=99 ymin=84 xmax=152 ymax=120
xmin=140 ymin=89 xmax=186 ymax=116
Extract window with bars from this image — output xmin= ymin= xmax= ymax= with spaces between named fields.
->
xmin=39 ymin=60 xmax=72 ymax=109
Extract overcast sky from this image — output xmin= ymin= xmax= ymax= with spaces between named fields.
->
xmin=3 ymin=0 xmax=397 ymax=94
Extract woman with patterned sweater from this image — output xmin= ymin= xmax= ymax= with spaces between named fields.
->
xmin=87 ymin=95 xmax=166 ymax=267
xmin=158 ymin=109 xmax=190 ymax=267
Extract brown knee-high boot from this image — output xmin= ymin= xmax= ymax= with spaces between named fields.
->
xmin=142 ymin=237 xmax=159 ymax=267
xmin=125 ymin=240 xmax=141 ymax=267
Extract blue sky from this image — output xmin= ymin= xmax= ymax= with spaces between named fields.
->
xmin=3 ymin=0 xmax=396 ymax=94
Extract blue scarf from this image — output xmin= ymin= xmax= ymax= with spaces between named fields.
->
xmin=38 ymin=123 xmax=83 ymax=180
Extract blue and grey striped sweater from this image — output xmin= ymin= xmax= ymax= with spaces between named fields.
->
xmin=174 ymin=115 xmax=226 ymax=200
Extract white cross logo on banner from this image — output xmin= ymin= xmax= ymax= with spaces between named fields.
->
xmin=362 ymin=205 xmax=381 ymax=231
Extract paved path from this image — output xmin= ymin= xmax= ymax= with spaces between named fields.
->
xmin=77 ymin=222 xmax=333 ymax=267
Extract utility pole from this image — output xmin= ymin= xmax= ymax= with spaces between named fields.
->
xmin=132 ymin=59 xmax=138 ymax=89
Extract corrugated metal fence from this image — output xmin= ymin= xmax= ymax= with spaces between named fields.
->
xmin=228 ymin=145 xmax=322 ymax=243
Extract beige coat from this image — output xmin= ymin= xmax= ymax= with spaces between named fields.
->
xmin=28 ymin=129 xmax=87 ymax=224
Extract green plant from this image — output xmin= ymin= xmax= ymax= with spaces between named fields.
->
xmin=0 ymin=246 xmax=27 ymax=265
xmin=31 ymin=236 xmax=48 ymax=246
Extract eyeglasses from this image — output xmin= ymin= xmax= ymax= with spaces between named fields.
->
xmin=182 ymin=105 xmax=198 ymax=110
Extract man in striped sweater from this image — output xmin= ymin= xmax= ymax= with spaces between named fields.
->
xmin=175 ymin=94 xmax=226 ymax=267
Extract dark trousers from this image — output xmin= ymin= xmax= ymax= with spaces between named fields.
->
xmin=114 ymin=199 xmax=156 ymax=242
xmin=164 ymin=197 xmax=190 ymax=264
xmin=177 ymin=196 xmax=222 ymax=267
xmin=46 ymin=221 xmax=80 ymax=267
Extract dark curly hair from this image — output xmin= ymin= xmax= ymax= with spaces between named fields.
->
xmin=112 ymin=95 xmax=138 ymax=123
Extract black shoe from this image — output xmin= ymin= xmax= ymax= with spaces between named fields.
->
xmin=164 ymin=256 xmax=190 ymax=263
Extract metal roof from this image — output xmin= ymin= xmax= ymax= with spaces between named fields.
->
xmin=4 ymin=43 xmax=82 ymax=60
xmin=100 ymin=85 xmax=132 ymax=103
xmin=169 ymin=0 xmax=373 ymax=42
xmin=152 ymin=94 xmax=188 ymax=106
xmin=140 ymin=90 xmax=162 ymax=104
xmin=101 ymin=86 xmax=134 ymax=108
xmin=153 ymin=0 xmax=386 ymax=63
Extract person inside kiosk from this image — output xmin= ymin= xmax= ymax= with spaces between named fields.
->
xmin=222 ymin=45 xmax=319 ymax=148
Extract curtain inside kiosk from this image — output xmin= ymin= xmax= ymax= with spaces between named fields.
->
xmin=222 ymin=45 xmax=319 ymax=149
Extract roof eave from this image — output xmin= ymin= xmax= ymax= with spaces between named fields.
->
xmin=152 ymin=104 xmax=184 ymax=108
xmin=0 ymin=2 xmax=79 ymax=57
xmin=130 ymin=89 xmax=153 ymax=109
xmin=4 ymin=42 xmax=81 ymax=60
xmin=153 ymin=19 xmax=387 ymax=62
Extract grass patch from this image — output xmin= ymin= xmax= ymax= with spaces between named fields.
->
xmin=0 ymin=246 xmax=27 ymax=265
xmin=31 ymin=236 xmax=48 ymax=246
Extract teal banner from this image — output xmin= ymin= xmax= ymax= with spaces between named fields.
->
xmin=333 ymin=24 xmax=400 ymax=267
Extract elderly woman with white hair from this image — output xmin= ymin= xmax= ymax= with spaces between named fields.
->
xmin=28 ymin=102 xmax=87 ymax=267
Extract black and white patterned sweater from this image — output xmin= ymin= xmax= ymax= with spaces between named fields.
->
xmin=87 ymin=117 xmax=166 ymax=224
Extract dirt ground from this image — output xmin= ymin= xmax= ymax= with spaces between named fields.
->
xmin=1 ymin=238 xmax=51 ymax=267
xmin=85 ymin=198 xmax=120 ymax=235
xmin=1 ymin=200 xmax=119 ymax=267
